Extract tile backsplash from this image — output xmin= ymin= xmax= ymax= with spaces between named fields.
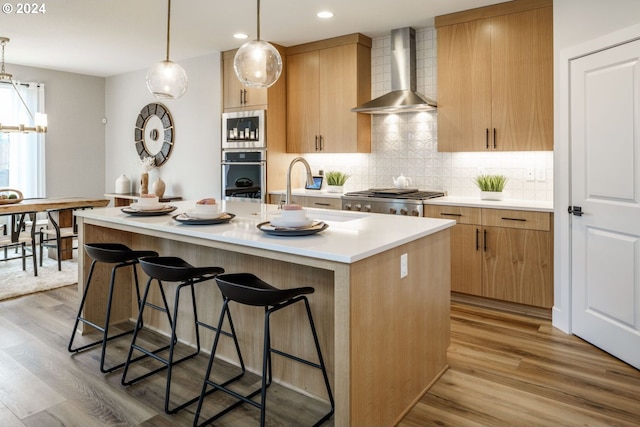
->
xmin=304 ymin=27 xmax=553 ymax=202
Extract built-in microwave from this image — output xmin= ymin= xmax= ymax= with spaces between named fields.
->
xmin=222 ymin=109 xmax=265 ymax=149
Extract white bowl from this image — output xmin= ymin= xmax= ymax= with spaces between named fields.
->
xmin=130 ymin=202 xmax=165 ymax=211
xmin=270 ymin=216 xmax=313 ymax=228
xmin=186 ymin=208 xmax=225 ymax=219
xmin=137 ymin=195 xmax=159 ymax=206
xmin=193 ymin=203 xmax=220 ymax=216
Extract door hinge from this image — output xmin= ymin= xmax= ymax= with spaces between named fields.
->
xmin=568 ymin=206 xmax=583 ymax=216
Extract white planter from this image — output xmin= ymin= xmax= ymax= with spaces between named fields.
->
xmin=480 ymin=191 xmax=504 ymax=201
xmin=326 ymin=185 xmax=344 ymax=193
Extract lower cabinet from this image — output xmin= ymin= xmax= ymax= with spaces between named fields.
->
xmin=424 ymin=205 xmax=553 ymax=308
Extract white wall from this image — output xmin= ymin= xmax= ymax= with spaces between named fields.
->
xmin=105 ymin=53 xmax=222 ymax=201
xmin=8 ymin=64 xmax=105 ymax=198
xmin=553 ymin=0 xmax=640 ymax=331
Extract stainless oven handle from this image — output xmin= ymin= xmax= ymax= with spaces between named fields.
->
xmin=221 ymin=162 xmax=266 ymax=166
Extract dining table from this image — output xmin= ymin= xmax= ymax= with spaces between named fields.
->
xmin=0 ymin=196 xmax=110 ymax=263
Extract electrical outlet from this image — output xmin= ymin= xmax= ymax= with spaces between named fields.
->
xmin=400 ymin=253 xmax=408 ymax=278
xmin=526 ymin=168 xmax=535 ymax=181
xmin=536 ymin=168 xmax=546 ymax=182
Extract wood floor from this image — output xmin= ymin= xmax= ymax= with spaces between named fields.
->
xmin=399 ymin=302 xmax=640 ymax=427
xmin=0 ymin=285 xmax=639 ymax=426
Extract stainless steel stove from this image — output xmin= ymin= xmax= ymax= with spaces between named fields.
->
xmin=341 ymin=188 xmax=446 ymax=216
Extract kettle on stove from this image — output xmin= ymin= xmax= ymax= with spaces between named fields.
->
xmin=393 ymin=174 xmax=412 ymax=189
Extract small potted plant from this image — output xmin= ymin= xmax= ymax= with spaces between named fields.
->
xmin=325 ymin=171 xmax=350 ymax=193
xmin=474 ymin=174 xmax=508 ymax=200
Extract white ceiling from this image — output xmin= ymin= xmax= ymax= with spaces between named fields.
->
xmin=0 ymin=0 xmax=505 ymax=78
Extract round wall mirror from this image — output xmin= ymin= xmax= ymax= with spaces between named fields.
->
xmin=134 ymin=103 xmax=174 ymax=167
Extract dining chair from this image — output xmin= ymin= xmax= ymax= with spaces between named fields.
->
xmin=39 ymin=206 xmax=93 ymax=271
xmin=0 ymin=213 xmax=38 ymax=275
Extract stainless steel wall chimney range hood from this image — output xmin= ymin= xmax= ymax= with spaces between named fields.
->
xmin=352 ymin=27 xmax=437 ymax=114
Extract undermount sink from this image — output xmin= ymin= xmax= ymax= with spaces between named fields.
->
xmin=307 ymin=209 xmax=366 ymax=222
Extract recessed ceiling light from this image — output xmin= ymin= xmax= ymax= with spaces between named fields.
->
xmin=317 ymin=11 xmax=334 ymax=19
xmin=234 ymin=33 xmax=249 ymax=39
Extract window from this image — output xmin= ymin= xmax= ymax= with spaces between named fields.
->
xmin=0 ymin=81 xmax=46 ymax=198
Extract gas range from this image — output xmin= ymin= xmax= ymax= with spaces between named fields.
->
xmin=341 ymin=188 xmax=446 ymax=216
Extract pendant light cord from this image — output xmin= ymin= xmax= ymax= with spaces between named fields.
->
xmin=165 ymin=0 xmax=172 ymax=62
xmin=256 ymin=0 xmax=261 ymax=41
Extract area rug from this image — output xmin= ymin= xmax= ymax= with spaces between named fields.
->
xmin=0 ymin=255 xmax=78 ymax=301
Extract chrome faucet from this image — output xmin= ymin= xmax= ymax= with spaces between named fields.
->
xmin=286 ymin=157 xmax=314 ymax=205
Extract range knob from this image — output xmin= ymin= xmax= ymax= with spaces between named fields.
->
xmin=411 ymin=209 xmax=420 ymax=217
xmin=400 ymin=208 xmax=408 ymax=215
xmin=363 ymin=205 xmax=372 ymax=212
xmin=344 ymin=203 xmax=352 ymax=210
xmin=389 ymin=207 xmax=397 ymax=215
xmin=354 ymin=204 xmax=362 ymax=211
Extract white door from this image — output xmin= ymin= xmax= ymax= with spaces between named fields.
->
xmin=570 ymin=39 xmax=640 ymax=369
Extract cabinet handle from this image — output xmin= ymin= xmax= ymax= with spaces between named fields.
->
xmin=485 ymin=128 xmax=489 ymax=149
xmin=501 ymin=217 xmax=527 ymax=222
xmin=243 ymin=89 xmax=248 ymax=104
xmin=319 ymin=135 xmax=324 ymax=151
xmin=483 ymin=229 xmax=487 ymax=252
xmin=314 ymin=202 xmax=331 ymax=206
xmin=315 ymin=135 xmax=319 ymax=151
xmin=493 ymin=128 xmax=497 ymax=149
xmin=239 ymin=89 xmax=243 ymax=105
xmin=441 ymin=212 xmax=462 ymax=217
xmin=476 ymin=228 xmax=480 ymax=251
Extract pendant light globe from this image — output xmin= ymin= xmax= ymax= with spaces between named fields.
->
xmin=146 ymin=0 xmax=187 ymax=99
xmin=146 ymin=60 xmax=188 ymax=99
xmin=233 ymin=40 xmax=282 ymax=88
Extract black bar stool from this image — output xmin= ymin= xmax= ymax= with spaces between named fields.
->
xmin=120 ymin=256 xmax=238 ymax=415
xmin=68 ymin=243 xmax=158 ymax=373
xmin=193 ymin=273 xmax=335 ymax=427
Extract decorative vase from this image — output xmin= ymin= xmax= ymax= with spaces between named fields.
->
xmin=152 ymin=177 xmax=166 ymax=198
xmin=115 ymin=174 xmax=130 ymax=194
xmin=327 ymin=185 xmax=344 ymax=193
xmin=480 ymin=191 xmax=503 ymax=201
xmin=140 ymin=172 xmax=149 ymax=195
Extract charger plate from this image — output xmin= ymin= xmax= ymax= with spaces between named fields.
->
xmin=257 ymin=221 xmax=328 ymax=236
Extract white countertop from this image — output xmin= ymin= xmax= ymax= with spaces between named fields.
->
xmin=76 ymin=200 xmax=455 ymax=264
xmin=424 ymin=196 xmax=554 ymax=213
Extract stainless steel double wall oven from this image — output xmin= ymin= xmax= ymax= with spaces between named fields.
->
xmin=221 ymin=110 xmax=266 ymax=202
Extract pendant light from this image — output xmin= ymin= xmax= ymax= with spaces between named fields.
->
xmin=233 ymin=0 xmax=282 ymax=88
xmin=146 ymin=0 xmax=188 ymax=99
xmin=0 ymin=37 xmax=47 ymax=133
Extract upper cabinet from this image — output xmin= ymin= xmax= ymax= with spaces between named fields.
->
xmin=222 ymin=49 xmax=268 ymax=111
xmin=435 ymin=0 xmax=553 ymax=152
xmin=286 ymin=34 xmax=372 ymax=153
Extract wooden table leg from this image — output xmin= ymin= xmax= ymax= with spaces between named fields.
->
xmin=48 ymin=209 xmax=73 ymax=261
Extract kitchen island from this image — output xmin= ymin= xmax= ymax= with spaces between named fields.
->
xmin=75 ymin=200 xmax=454 ymax=427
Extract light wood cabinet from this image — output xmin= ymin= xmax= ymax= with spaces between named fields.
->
xmin=268 ymin=193 xmax=341 ymax=210
xmin=222 ymin=49 xmax=268 ymax=111
xmin=287 ymin=34 xmax=371 ymax=153
xmin=424 ymin=205 xmax=553 ymax=308
xmin=435 ymin=0 xmax=553 ymax=152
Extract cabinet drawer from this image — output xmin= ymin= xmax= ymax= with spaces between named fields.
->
xmin=305 ymin=196 xmax=341 ymax=210
xmin=424 ymin=205 xmax=481 ymax=225
xmin=482 ymin=209 xmax=551 ymax=231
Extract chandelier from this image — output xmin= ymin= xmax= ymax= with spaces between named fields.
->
xmin=0 ymin=37 xmax=47 ymax=133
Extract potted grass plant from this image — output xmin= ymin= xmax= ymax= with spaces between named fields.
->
xmin=325 ymin=171 xmax=350 ymax=193
xmin=474 ymin=174 xmax=508 ymax=200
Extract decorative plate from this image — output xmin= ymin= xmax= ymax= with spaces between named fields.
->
xmin=173 ymin=213 xmax=235 ymax=225
xmin=257 ymin=221 xmax=328 ymax=236
xmin=121 ymin=205 xmax=177 ymax=216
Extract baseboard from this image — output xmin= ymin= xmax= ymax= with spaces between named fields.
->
xmin=451 ymin=292 xmax=552 ymax=320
